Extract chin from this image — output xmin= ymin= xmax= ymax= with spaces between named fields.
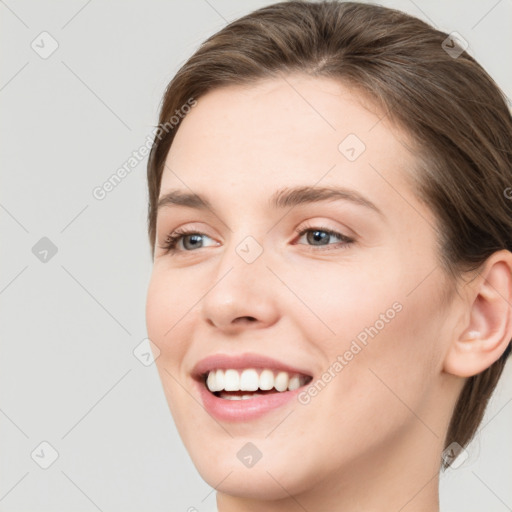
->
xmin=192 ymin=449 xmax=316 ymax=501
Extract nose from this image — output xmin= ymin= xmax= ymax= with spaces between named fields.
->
xmin=200 ymin=245 xmax=280 ymax=334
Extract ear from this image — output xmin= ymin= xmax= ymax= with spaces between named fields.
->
xmin=443 ymin=250 xmax=512 ymax=378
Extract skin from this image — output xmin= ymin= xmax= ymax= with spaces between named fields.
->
xmin=145 ymin=73 xmax=512 ymax=511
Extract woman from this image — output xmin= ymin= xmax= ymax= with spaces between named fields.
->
xmin=145 ymin=1 xmax=512 ymax=510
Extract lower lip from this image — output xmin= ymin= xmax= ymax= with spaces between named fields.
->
xmin=195 ymin=379 xmax=303 ymax=422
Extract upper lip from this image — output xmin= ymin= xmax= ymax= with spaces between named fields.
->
xmin=191 ymin=352 xmax=313 ymax=380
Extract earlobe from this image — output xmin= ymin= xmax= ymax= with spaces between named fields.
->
xmin=443 ymin=250 xmax=512 ymax=378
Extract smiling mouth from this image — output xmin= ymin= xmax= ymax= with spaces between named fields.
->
xmin=201 ymin=368 xmax=313 ymax=400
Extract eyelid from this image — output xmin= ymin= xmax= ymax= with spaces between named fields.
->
xmin=159 ymin=220 xmax=356 ymax=255
xmin=160 ymin=227 xmax=218 ymax=253
xmin=293 ymin=222 xmax=355 ymax=250
xmin=159 ymin=222 xmax=214 ymax=242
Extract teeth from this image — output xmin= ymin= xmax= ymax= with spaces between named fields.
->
xmin=224 ymin=369 xmax=240 ymax=391
xmin=259 ymin=369 xmax=274 ymax=390
xmin=205 ymin=368 xmax=309 ymax=393
xmin=215 ymin=369 xmax=224 ymax=391
xmin=274 ymin=371 xmax=289 ymax=392
xmin=219 ymin=393 xmax=257 ymax=400
xmin=240 ymin=369 xmax=259 ymax=391
xmin=288 ymin=375 xmax=301 ymax=391
xmin=206 ymin=371 xmax=217 ymax=392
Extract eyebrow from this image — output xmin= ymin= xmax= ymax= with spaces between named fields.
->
xmin=157 ymin=185 xmax=384 ymax=218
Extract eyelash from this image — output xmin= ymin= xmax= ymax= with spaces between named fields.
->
xmin=159 ymin=224 xmax=355 ymax=254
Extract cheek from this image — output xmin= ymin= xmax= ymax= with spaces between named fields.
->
xmin=146 ymin=272 xmax=203 ymax=426
xmin=145 ymin=275 xmax=168 ymax=342
xmin=286 ymin=293 xmax=443 ymax=484
xmin=283 ymin=254 xmax=398 ymax=349
xmin=145 ymin=269 xmax=190 ymax=366
xmin=320 ymin=274 xmax=442 ymax=432
xmin=297 ymin=245 xmax=441 ymax=362
xmin=296 ymin=256 xmax=443 ymax=417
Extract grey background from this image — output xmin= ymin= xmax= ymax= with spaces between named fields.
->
xmin=1 ymin=0 xmax=511 ymax=511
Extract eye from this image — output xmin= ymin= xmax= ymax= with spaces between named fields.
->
xmin=159 ymin=228 xmax=218 ymax=253
xmin=294 ymin=224 xmax=355 ymax=251
xmin=158 ymin=224 xmax=355 ymax=255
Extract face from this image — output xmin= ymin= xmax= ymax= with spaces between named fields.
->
xmin=146 ymin=74 xmax=458 ymax=500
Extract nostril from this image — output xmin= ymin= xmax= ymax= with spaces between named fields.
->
xmin=234 ymin=316 xmax=257 ymax=324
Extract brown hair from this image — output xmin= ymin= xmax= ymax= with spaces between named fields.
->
xmin=146 ymin=0 xmax=512 ymax=465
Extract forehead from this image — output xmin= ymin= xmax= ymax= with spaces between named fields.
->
xmin=159 ymin=74 xmax=426 ymax=224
